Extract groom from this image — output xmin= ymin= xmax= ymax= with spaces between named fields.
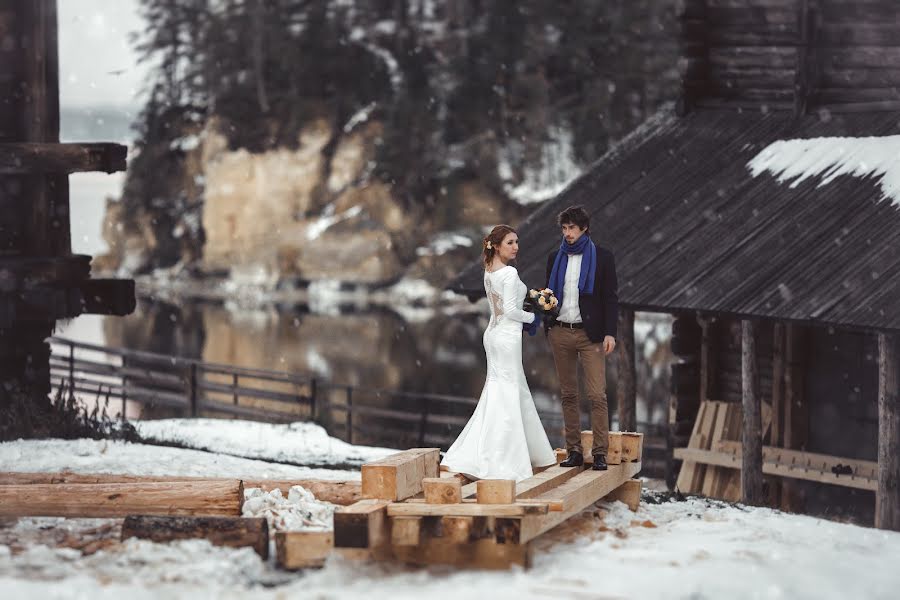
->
xmin=544 ymin=205 xmax=618 ymax=471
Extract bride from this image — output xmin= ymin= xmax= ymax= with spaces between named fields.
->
xmin=441 ymin=225 xmax=557 ymax=482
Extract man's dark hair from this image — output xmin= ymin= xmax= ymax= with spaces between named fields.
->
xmin=557 ymin=205 xmax=590 ymax=232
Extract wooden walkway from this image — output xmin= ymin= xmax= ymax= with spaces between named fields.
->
xmin=277 ymin=431 xmax=645 ymax=570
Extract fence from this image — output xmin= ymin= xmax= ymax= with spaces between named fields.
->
xmin=48 ymin=336 xmax=669 ymax=474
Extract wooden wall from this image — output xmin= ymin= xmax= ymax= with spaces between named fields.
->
xmin=680 ymin=0 xmax=900 ymax=111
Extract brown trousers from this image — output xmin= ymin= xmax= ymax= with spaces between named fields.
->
xmin=548 ymin=326 xmax=608 ymax=456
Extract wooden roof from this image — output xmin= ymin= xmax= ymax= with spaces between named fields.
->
xmin=451 ymin=107 xmax=900 ymax=333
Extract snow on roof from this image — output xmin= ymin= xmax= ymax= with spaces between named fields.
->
xmin=748 ymin=135 xmax=900 ymax=208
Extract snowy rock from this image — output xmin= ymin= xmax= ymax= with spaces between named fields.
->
xmin=242 ymin=486 xmax=336 ymax=531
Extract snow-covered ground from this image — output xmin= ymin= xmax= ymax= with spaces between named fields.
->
xmin=0 ymin=438 xmax=360 ymax=481
xmin=2 ymin=495 xmax=898 ymax=599
xmin=132 ymin=419 xmax=395 ymax=468
xmin=2 ymin=422 xmax=899 ymax=599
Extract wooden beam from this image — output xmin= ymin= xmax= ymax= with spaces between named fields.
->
xmin=391 ymin=536 xmax=531 ymax=570
xmin=423 ymin=477 xmax=462 ymax=504
xmin=121 ymin=516 xmax=269 ymax=558
xmin=602 ymin=479 xmax=642 ymax=511
xmin=783 ymin=324 xmax=809 ymax=512
xmin=497 ymin=461 xmax=642 ymax=544
xmin=0 ymin=472 xmax=362 ymax=506
xmin=0 ymin=142 xmax=127 ymax=174
xmin=876 ymin=333 xmax=900 ymax=531
xmin=673 ymin=444 xmax=877 ymax=491
xmin=387 ymin=501 xmax=549 ymax=518
xmin=771 ymin=322 xmax=786 ymax=447
xmin=0 ymin=480 xmax=243 ymax=517
xmin=333 ymin=499 xmax=391 ymax=549
xmin=608 ymin=432 xmax=623 ymax=465
xmin=515 ymin=465 xmax=584 ymax=498
xmin=275 ymin=531 xmax=333 ymax=569
xmin=390 ymin=516 xmax=422 ymax=546
xmin=617 ymin=309 xmax=637 ymax=432
xmin=476 ymin=480 xmax=516 ymax=505
xmin=622 ymin=433 xmax=644 ymax=463
xmin=78 ymin=278 xmax=136 ymax=316
xmin=742 ymin=320 xmax=765 ymax=505
xmin=361 ymin=448 xmax=440 ymax=501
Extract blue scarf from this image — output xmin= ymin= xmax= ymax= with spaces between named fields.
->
xmin=548 ymin=234 xmax=597 ymax=307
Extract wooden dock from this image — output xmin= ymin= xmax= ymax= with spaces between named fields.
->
xmin=278 ymin=431 xmax=645 ymax=570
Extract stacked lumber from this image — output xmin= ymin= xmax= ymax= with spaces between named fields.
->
xmin=329 ymin=438 xmax=644 ymax=570
xmin=121 ymin=515 xmax=269 ymax=558
xmin=675 ymin=400 xmax=878 ymax=498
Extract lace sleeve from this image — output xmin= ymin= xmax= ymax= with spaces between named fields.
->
xmin=501 ymin=268 xmax=535 ymax=324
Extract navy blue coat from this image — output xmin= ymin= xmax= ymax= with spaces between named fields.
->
xmin=545 ymin=246 xmax=619 ymax=343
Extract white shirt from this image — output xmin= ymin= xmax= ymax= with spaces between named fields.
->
xmin=557 ymin=253 xmax=583 ymax=323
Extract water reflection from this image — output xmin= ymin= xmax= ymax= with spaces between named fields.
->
xmin=58 ymin=298 xmax=672 ymax=449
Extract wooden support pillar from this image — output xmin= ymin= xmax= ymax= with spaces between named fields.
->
xmin=876 ymin=333 xmax=899 ymax=531
xmin=617 ymin=309 xmax=637 ymax=432
xmin=782 ymin=324 xmax=808 ymax=512
xmin=770 ymin=322 xmax=786 ymax=504
xmin=741 ymin=320 xmax=764 ymax=505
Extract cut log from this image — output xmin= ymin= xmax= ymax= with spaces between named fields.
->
xmin=476 ymin=480 xmax=516 ymax=504
xmin=423 ymin=477 xmax=462 ymax=504
xmin=121 ymin=515 xmax=268 ymax=558
xmin=275 ymin=530 xmax=333 ymax=569
xmin=607 ymin=432 xmax=623 ymax=465
xmin=0 ymin=480 xmax=243 ymax=518
xmin=361 ymin=448 xmax=440 ymax=501
xmin=0 ymin=472 xmax=361 ymax=506
xmin=555 ymin=448 xmax=568 ymax=463
xmin=603 ymin=479 xmax=642 ymax=512
xmin=621 ymin=433 xmax=644 ymax=462
xmin=333 ymin=499 xmax=391 ymax=549
xmin=391 ymin=516 xmax=422 ymax=546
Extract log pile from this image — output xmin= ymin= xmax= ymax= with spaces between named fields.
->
xmin=323 ymin=434 xmax=644 ymax=570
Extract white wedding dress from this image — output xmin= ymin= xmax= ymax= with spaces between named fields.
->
xmin=441 ymin=265 xmax=557 ymax=482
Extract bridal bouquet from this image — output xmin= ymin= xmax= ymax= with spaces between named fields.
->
xmin=527 ymin=288 xmax=559 ymax=314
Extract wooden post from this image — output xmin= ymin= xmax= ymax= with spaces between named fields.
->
xmin=782 ymin=324 xmax=808 ymax=512
xmin=346 ymin=386 xmax=354 ymax=444
xmin=771 ymin=323 xmax=786 ymax=447
xmin=121 ymin=354 xmax=128 ymax=419
xmin=617 ymin=309 xmax=637 ymax=432
xmin=188 ymin=363 xmax=199 ymax=417
xmin=876 ymin=333 xmax=899 ymax=531
xmin=741 ymin=320 xmax=764 ymax=505
xmin=232 ymin=373 xmax=239 ymax=405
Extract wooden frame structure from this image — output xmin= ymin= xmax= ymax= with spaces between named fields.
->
xmin=279 ymin=436 xmax=645 ymax=570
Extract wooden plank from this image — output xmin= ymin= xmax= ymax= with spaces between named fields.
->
xmin=361 ymin=448 xmax=440 ymax=501
xmin=0 ymin=142 xmax=127 ymax=174
xmin=701 ymin=404 xmax=731 ymax=496
xmin=0 ymin=480 xmax=243 ymax=517
xmin=876 ymin=333 xmax=900 ymax=531
xmin=121 ymin=516 xmax=268 ymax=558
xmin=497 ymin=461 xmax=643 ymax=544
xmin=275 ymin=530 xmax=333 ymax=569
xmin=477 ymin=480 xmax=516 ymax=504
xmin=514 ymin=465 xmax=585 ymax=499
xmin=441 ymin=516 xmax=473 ymax=544
xmin=390 ymin=516 xmax=422 ymax=546
xmin=674 ymin=445 xmax=877 ymax=491
xmin=676 ymin=400 xmax=717 ymax=493
xmin=387 ymin=501 xmax=549 ymax=518
xmin=602 ymin=479 xmax=642 ymax=512
xmin=333 ymin=499 xmax=391 ymax=549
xmin=423 ymin=477 xmax=462 ymax=504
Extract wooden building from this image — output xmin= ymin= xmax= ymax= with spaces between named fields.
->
xmin=453 ymin=0 xmax=899 ymax=530
xmin=0 ymin=1 xmax=134 ymax=417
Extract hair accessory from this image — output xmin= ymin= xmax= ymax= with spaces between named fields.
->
xmin=485 ymin=240 xmax=493 ymax=250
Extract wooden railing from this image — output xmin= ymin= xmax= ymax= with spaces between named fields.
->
xmin=48 ymin=336 xmax=669 ymax=474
